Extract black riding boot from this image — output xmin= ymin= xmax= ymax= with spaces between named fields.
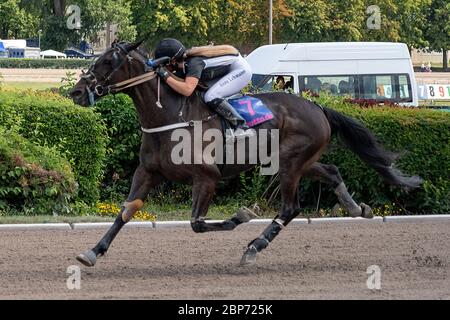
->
xmin=207 ymin=98 xmax=249 ymax=129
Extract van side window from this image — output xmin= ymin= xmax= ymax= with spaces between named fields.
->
xmin=360 ymin=74 xmax=412 ymax=102
xmin=399 ymin=75 xmax=411 ymax=100
xmin=299 ymin=76 xmax=358 ymax=97
xmin=299 ymin=74 xmax=412 ymax=103
xmin=360 ymin=75 xmax=394 ymax=100
xmin=250 ymin=74 xmax=294 ymax=92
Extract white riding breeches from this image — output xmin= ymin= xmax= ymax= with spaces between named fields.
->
xmin=203 ymin=55 xmax=252 ymax=103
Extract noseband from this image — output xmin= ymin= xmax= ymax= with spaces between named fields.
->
xmin=81 ymin=44 xmax=134 ymax=105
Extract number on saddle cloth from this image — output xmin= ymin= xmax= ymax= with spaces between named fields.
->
xmin=228 ymin=96 xmax=274 ymax=128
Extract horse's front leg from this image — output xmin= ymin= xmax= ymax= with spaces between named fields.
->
xmin=76 ymin=166 xmax=163 ymax=267
xmin=190 ymin=167 xmax=256 ymax=233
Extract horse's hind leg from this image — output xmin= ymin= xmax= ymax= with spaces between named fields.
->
xmin=76 ymin=166 xmax=162 ymax=267
xmin=303 ymin=162 xmax=372 ymax=218
xmin=240 ymin=140 xmax=324 ymax=265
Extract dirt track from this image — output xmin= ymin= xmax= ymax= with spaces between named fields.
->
xmin=0 ymin=221 xmax=449 ymax=300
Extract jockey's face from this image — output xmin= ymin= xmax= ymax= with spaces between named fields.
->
xmin=170 ymin=58 xmax=185 ymax=71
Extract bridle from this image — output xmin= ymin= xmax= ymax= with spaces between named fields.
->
xmin=81 ymin=43 xmax=166 ymax=106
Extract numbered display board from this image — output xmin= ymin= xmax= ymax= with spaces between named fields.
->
xmin=417 ymin=84 xmax=450 ymax=100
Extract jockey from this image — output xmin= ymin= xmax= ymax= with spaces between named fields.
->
xmin=149 ymin=38 xmax=253 ymax=137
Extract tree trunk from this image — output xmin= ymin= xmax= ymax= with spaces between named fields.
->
xmin=53 ymin=0 xmax=65 ymax=17
xmin=443 ymin=49 xmax=448 ymax=72
xmin=106 ymin=22 xmax=111 ymax=49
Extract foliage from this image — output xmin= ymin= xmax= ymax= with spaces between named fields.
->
xmin=0 ymin=127 xmax=77 ymax=215
xmin=132 ymin=0 xmax=291 ymax=53
xmin=425 ymin=0 xmax=450 ymax=69
xmin=0 ymin=89 xmax=107 ymax=203
xmin=280 ymin=0 xmax=433 ymax=49
xmin=0 ymin=0 xmax=40 ymax=39
xmin=307 ymin=93 xmax=450 ymax=213
xmin=1 ymin=0 xmax=448 ymax=58
xmin=59 ymin=70 xmax=77 ymax=97
xmin=0 ymin=58 xmax=91 ymax=69
xmin=6 ymin=0 xmax=136 ymax=51
xmin=95 ymin=202 xmax=157 ymax=221
xmin=92 ymin=93 xmax=141 ymax=200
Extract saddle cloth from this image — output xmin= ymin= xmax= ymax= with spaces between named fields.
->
xmin=228 ymin=96 xmax=274 ymax=128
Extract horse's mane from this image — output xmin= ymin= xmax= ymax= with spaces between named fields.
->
xmin=135 ymin=47 xmax=149 ymax=59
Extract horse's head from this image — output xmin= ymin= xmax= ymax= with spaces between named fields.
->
xmin=70 ymin=41 xmax=144 ymax=106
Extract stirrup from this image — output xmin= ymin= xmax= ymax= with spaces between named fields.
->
xmin=235 ymin=128 xmax=255 ymax=139
xmin=225 ymin=128 xmax=255 ymax=143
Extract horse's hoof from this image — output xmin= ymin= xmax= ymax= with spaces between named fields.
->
xmin=360 ymin=203 xmax=373 ymax=219
xmin=240 ymin=247 xmax=258 ymax=266
xmin=233 ymin=206 xmax=259 ymax=224
xmin=76 ymin=250 xmax=97 ymax=267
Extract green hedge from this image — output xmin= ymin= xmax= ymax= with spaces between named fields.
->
xmin=0 ymin=58 xmax=91 ymax=69
xmin=88 ymin=92 xmax=449 ymax=214
xmin=310 ymin=94 xmax=450 ymax=214
xmin=0 ymin=89 xmax=107 ymax=204
xmin=0 ymin=127 xmax=77 ymax=215
xmin=92 ymin=94 xmax=141 ymax=199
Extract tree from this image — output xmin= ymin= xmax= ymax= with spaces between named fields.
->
xmin=395 ymin=0 xmax=430 ymax=50
xmin=37 ymin=0 xmax=136 ymax=51
xmin=425 ymin=0 xmax=450 ymax=70
xmin=131 ymin=0 xmax=292 ymax=54
xmin=131 ymin=0 xmax=220 ymax=49
xmin=279 ymin=0 xmax=331 ymax=43
xmin=0 ymin=0 xmax=39 ymax=39
xmin=280 ymin=0 xmax=368 ymax=43
xmin=52 ymin=0 xmax=65 ymax=16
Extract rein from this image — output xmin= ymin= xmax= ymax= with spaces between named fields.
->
xmin=85 ymin=45 xmax=216 ymax=134
xmin=106 ymin=71 xmax=158 ymax=94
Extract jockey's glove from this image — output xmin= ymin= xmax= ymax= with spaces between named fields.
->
xmin=156 ymin=67 xmax=169 ymax=81
xmin=146 ymin=59 xmax=157 ymax=68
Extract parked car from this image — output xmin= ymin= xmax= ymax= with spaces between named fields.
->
xmin=246 ymin=42 xmax=419 ymax=107
xmin=64 ymin=47 xmax=95 ymax=59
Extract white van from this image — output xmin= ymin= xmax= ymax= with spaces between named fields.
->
xmin=246 ymin=42 xmax=418 ymax=106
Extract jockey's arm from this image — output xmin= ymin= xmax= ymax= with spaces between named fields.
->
xmin=166 ymin=76 xmax=199 ymax=97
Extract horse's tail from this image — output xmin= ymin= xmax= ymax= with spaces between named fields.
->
xmin=322 ymin=107 xmax=423 ymax=189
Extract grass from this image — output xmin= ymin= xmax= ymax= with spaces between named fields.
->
xmin=0 ymin=203 xmax=279 ymax=225
xmin=2 ymin=82 xmax=58 ymax=90
xmin=420 ymin=100 xmax=450 ymax=107
xmin=0 ymin=215 xmax=115 ymax=224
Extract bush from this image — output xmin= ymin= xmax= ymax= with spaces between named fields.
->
xmin=0 ymin=58 xmax=91 ymax=69
xmin=54 ymin=89 xmax=448 ymax=215
xmin=308 ymin=94 xmax=450 ymax=214
xmin=92 ymin=94 xmax=141 ymax=200
xmin=0 ymin=89 xmax=107 ymax=203
xmin=0 ymin=127 xmax=77 ymax=215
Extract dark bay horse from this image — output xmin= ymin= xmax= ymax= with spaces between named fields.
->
xmin=70 ymin=42 xmax=422 ymax=267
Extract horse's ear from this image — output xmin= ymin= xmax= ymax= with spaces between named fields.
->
xmin=112 ymin=51 xmax=120 ymax=69
xmin=125 ymin=40 xmax=144 ymax=53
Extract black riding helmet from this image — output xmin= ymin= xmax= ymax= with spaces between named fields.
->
xmin=154 ymin=38 xmax=186 ymax=61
